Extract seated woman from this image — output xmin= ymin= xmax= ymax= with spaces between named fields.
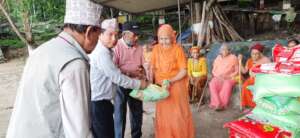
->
xmin=188 ymin=47 xmax=208 ymax=103
xmin=287 ymin=38 xmax=299 ymax=49
xmin=150 ymin=24 xmax=195 ymax=138
xmin=238 ymin=43 xmax=270 ymax=109
xmin=273 ymin=38 xmax=300 ymax=62
xmin=209 ymin=43 xmax=239 ymax=110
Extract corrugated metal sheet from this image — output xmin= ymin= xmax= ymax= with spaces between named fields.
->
xmin=93 ymin=0 xmax=233 ymax=13
xmin=92 ymin=0 xmax=190 ymax=13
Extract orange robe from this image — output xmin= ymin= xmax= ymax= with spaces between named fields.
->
xmin=151 ymin=44 xmax=195 ymax=138
xmin=241 ymin=56 xmax=270 ymax=108
xmin=241 ymin=59 xmax=256 ymax=108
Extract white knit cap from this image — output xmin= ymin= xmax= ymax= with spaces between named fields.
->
xmin=64 ymin=0 xmax=103 ymax=27
xmin=101 ymin=18 xmax=119 ymax=32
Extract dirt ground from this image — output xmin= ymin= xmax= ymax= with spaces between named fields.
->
xmin=0 ymin=58 xmax=243 ymax=138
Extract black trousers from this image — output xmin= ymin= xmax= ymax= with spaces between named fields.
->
xmin=91 ymin=100 xmax=114 ymax=138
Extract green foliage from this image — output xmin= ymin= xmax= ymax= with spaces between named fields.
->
xmin=1 ymin=0 xmax=65 ymax=48
xmin=5 ymin=0 xmax=66 ymax=22
xmin=135 ymin=16 xmax=153 ymax=24
xmin=0 ymin=39 xmax=24 ymax=48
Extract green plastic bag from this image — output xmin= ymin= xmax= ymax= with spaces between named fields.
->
xmin=250 ymin=107 xmax=300 ymax=132
xmin=251 ymin=74 xmax=300 ymax=100
xmin=264 ymin=96 xmax=292 ymax=109
xmin=286 ymin=98 xmax=300 ymax=115
xmin=129 ymin=80 xmax=170 ymax=102
xmin=248 ymin=109 xmax=300 ymax=138
xmin=255 ymin=97 xmax=300 ymax=115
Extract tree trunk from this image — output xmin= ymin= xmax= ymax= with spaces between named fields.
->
xmin=0 ymin=2 xmax=34 ymax=56
xmin=20 ymin=0 xmax=36 ymax=56
xmin=21 ymin=8 xmax=34 ymax=45
xmin=0 ymin=2 xmax=29 ymax=46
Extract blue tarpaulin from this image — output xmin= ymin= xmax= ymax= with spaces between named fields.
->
xmin=177 ymin=27 xmax=192 ymax=43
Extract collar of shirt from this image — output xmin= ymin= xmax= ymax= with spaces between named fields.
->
xmin=120 ymin=38 xmax=137 ymax=49
xmin=58 ymin=31 xmax=90 ymax=62
xmin=97 ymin=40 xmax=113 ymax=56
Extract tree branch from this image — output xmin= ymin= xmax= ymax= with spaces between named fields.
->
xmin=0 ymin=2 xmax=30 ymax=46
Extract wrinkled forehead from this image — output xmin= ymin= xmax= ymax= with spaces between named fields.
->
xmin=103 ymin=29 xmax=118 ymax=35
xmin=220 ymin=44 xmax=229 ymax=51
xmin=251 ymin=48 xmax=261 ymax=54
xmin=158 ymin=35 xmax=172 ymax=39
xmin=122 ymin=30 xmax=134 ymax=36
xmin=288 ymin=41 xmax=297 ymax=46
xmin=191 ymin=50 xmax=199 ymax=54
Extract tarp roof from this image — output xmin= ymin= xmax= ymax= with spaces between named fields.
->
xmin=93 ymin=0 xmax=190 ymax=14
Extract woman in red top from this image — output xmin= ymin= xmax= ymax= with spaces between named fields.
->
xmin=238 ymin=43 xmax=270 ymax=109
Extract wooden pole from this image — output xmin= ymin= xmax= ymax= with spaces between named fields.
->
xmin=190 ymin=0 xmax=194 ymax=43
xmin=177 ymin=0 xmax=182 ymax=44
xmin=197 ymin=79 xmax=208 ymax=111
xmin=110 ymin=8 xmax=114 ymax=18
xmin=197 ymin=1 xmax=206 ymax=47
xmin=193 ymin=0 xmax=244 ymax=44
xmin=194 ymin=2 xmax=201 ymax=23
xmin=238 ymin=60 xmax=243 ymax=111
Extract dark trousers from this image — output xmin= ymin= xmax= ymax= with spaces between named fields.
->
xmin=92 ymin=100 xmax=114 ymax=138
xmin=114 ymin=87 xmax=143 ymax=138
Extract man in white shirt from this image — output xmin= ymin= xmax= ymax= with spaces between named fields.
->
xmin=89 ymin=18 xmax=148 ymax=138
xmin=6 ymin=0 xmax=102 ymax=138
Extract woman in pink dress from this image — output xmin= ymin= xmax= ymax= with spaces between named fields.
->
xmin=209 ymin=43 xmax=239 ymax=110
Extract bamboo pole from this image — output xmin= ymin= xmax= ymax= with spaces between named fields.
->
xmin=194 ymin=2 xmax=201 ymax=23
xmin=177 ymin=0 xmax=182 ymax=44
xmin=238 ymin=60 xmax=243 ymax=111
xmin=195 ymin=0 xmax=244 ymax=44
xmin=197 ymin=1 xmax=206 ymax=47
xmin=197 ymin=79 xmax=209 ymax=111
xmin=190 ymin=0 xmax=194 ymax=43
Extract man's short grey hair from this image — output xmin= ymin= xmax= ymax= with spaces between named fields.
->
xmin=220 ymin=43 xmax=231 ymax=52
xmin=122 ymin=30 xmax=133 ymax=36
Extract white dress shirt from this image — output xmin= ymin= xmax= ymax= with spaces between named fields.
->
xmin=89 ymin=40 xmax=141 ymax=101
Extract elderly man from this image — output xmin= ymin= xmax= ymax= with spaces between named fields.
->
xmin=6 ymin=0 xmax=102 ymax=138
xmin=89 ymin=19 xmax=148 ymax=138
xmin=113 ymin=22 xmax=145 ymax=138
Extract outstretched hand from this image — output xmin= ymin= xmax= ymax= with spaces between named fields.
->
xmin=139 ymin=79 xmax=150 ymax=90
